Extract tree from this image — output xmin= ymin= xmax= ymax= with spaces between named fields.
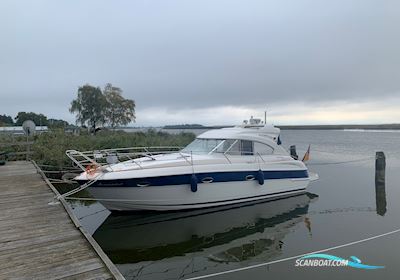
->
xmin=15 ymin=112 xmax=48 ymax=126
xmin=70 ymin=84 xmax=107 ymax=133
xmin=104 ymin=83 xmax=136 ymax=129
xmin=0 ymin=114 xmax=14 ymax=126
xmin=48 ymin=118 xmax=69 ymax=129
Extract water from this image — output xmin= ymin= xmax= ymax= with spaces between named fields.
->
xmin=68 ymin=130 xmax=400 ymax=280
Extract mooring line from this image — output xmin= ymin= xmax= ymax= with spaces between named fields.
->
xmin=307 ymin=156 xmax=374 ymax=166
xmin=77 ymin=208 xmax=109 ymax=220
xmin=183 ymin=228 xmax=400 ymax=280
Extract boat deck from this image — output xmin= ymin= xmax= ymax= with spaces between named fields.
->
xmin=0 ymin=161 xmax=124 ymax=279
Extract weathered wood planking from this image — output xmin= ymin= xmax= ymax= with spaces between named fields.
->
xmin=0 ymin=161 xmax=124 ymax=280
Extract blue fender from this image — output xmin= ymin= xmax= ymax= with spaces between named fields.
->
xmin=190 ymin=174 xmax=198 ymax=192
xmin=257 ymin=169 xmax=264 ymax=185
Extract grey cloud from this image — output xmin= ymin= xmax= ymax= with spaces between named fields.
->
xmin=1 ymin=0 xmax=400 ymax=121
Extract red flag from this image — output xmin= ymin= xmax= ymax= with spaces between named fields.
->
xmin=302 ymin=145 xmax=311 ymax=162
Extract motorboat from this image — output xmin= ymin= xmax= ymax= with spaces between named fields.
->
xmin=67 ymin=121 xmax=318 ymax=211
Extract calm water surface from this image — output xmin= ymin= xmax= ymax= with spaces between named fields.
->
xmin=67 ymin=130 xmax=400 ymax=280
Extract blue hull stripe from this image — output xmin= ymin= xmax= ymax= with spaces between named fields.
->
xmin=78 ymin=170 xmax=309 ymax=188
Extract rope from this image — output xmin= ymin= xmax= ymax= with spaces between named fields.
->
xmin=57 ymin=173 xmax=104 ymax=200
xmin=42 ymin=170 xmax=79 ymax=174
xmin=49 ymin=180 xmax=77 ymax=184
xmin=48 ymin=178 xmax=77 ymax=183
xmin=65 ymin=196 xmax=149 ymax=202
xmin=307 ymin=156 xmax=374 ymax=166
xmin=307 ymin=206 xmax=375 ymax=216
xmin=65 ymin=197 xmax=99 ymax=201
xmin=37 ymin=163 xmax=80 ymax=170
xmin=77 ymin=208 xmax=109 ymax=220
xmin=183 ymin=228 xmax=400 ymax=280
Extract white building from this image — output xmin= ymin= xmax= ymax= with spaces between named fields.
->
xmin=0 ymin=126 xmax=48 ymax=135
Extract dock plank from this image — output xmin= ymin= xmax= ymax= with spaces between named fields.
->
xmin=59 ymin=268 xmax=114 ymax=280
xmin=0 ymin=161 xmax=123 ymax=279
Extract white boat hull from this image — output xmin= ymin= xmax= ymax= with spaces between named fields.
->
xmin=88 ymin=177 xmax=310 ymax=211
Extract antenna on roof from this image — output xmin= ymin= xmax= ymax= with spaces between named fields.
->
xmin=264 ymin=110 xmax=267 ymax=124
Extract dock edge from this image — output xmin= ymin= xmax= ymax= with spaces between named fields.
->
xmin=31 ymin=160 xmax=125 ymax=280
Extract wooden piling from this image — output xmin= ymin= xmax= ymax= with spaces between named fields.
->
xmin=375 ymin=151 xmax=387 ymax=216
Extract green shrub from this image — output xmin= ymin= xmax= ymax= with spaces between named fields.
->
xmin=1 ymin=129 xmax=195 ymax=168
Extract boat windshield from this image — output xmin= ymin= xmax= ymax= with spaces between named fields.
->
xmin=181 ymin=139 xmax=230 ymax=154
xmin=181 ymin=138 xmax=274 ymax=155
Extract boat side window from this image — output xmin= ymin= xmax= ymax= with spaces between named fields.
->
xmin=225 ymin=140 xmax=254 ymax=155
xmin=240 ymin=140 xmax=254 ymax=155
xmin=212 ymin=139 xmax=229 ymax=153
xmin=214 ymin=139 xmax=236 ymax=153
xmin=182 ymin=139 xmax=225 ymax=154
xmin=224 ymin=140 xmax=240 ymax=155
xmin=253 ymin=141 xmax=274 ymax=155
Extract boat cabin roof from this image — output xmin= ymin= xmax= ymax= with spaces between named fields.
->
xmin=197 ymin=125 xmax=280 ymax=145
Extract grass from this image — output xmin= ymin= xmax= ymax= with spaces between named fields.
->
xmin=0 ymin=129 xmax=195 ymax=168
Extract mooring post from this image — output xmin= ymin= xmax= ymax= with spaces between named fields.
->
xmin=375 ymin=151 xmax=387 ymax=216
xmin=375 ymin=151 xmax=386 ymax=183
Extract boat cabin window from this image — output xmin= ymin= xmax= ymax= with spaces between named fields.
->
xmin=225 ymin=140 xmax=274 ymax=156
xmin=181 ymin=139 xmax=225 ymax=154
xmin=182 ymin=138 xmax=274 ymax=155
xmin=253 ymin=141 xmax=274 ymax=155
xmin=224 ymin=140 xmax=254 ymax=155
xmin=240 ymin=140 xmax=253 ymax=155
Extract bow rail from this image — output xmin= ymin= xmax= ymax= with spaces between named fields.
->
xmin=66 ymin=146 xmax=183 ymax=172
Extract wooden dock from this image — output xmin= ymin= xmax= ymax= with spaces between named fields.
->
xmin=0 ymin=161 xmax=125 ymax=280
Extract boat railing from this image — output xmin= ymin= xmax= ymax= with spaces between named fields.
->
xmin=66 ymin=146 xmax=273 ymax=173
xmin=66 ymin=146 xmax=183 ymax=172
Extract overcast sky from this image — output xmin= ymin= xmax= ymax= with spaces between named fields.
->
xmin=1 ymin=0 xmax=400 ymax=126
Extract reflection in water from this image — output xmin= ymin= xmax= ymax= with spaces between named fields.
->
xmin=304 ymin=217 xmax=312 ymax=237
xmin=375 ymin=177 xmax=387 ymax=216
xmin=93 ymin=193 xmax=318 ymax=279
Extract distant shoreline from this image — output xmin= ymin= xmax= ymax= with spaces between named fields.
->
xmin=161 ymin=124 xmax=400 ymax=130
xmin=276 ymin=124 xmax=400 ymax=130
